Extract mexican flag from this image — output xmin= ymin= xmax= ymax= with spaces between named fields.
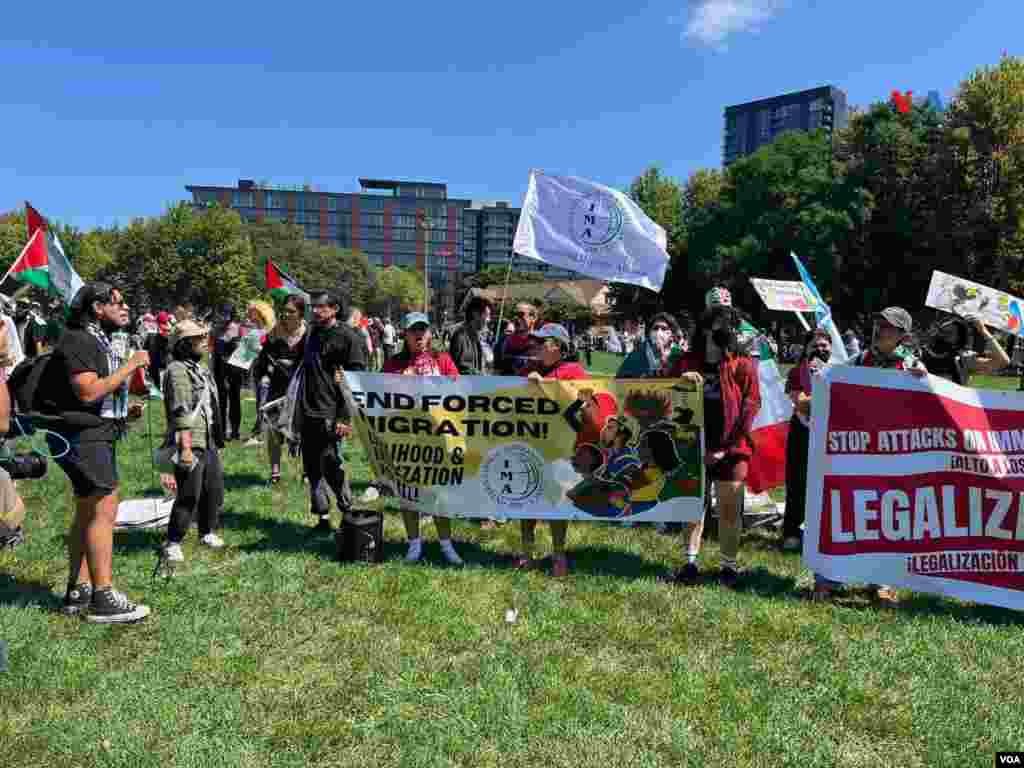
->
xmin=265 ymin=259 xmax=308 ymax=302
xmin=6 ymin=203 xmax=85 ymax=304
xmin=738 ymin=322 xmax=792 ymax=494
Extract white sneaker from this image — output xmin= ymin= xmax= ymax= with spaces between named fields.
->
xmin=163 ymin=543 xmax=185 ymax=562
xmin=200 ymin=533 xmax=225 ymax=549
xmin=244 ymin=436 xmax=262 ymax=447
xmin=405 ymin=539 xmax=423 ymax=562
xmin=439 ymin=539 xmax=464 ymax=566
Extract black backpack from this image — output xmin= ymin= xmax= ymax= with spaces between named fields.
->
xmin=6 ymin=353 xmax=57 ymax=432
xmin=6 ymin=352 xmax=103 ymax=434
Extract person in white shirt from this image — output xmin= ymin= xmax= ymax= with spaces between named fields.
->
xmin=381 ymin=318 xmax=397 ymax=361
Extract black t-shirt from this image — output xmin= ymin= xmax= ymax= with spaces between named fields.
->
xmin=254 ymin=332 xmax=306 ymax=400
xmin=146 ymin=334 xmax=170 ymax=376
xmin=299 ymin=323 xmax=366 ymax=422
xmin=49 ymin=328 xmax=119 ymax=442
xmin=702 ymin=360 xmax=725 ymax=452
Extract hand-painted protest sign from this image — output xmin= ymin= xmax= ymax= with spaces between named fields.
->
xmin=227 ymin=330 xmax=263 ymax=370
xmin=749 ymin=278 xmax=820 ymax=313
xmin=925 ymin=270 xmax=1024 ymax=336
xmin=344 ymin=373 xmax=705 ymax=523
xmin=804 ymin=365 xmax=1024 ymax=611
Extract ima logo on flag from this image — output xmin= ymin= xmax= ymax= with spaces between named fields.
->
xmin=570 ymin=193 xmax=624 ymax=250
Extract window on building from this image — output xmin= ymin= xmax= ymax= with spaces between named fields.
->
xmin=327 ymin=196 xmax=337 ymax=212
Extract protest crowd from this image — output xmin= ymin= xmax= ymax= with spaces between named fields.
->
xmin=1 ymin=260 xmax=1020 ymax=624
xmin=3 ymin=157 xmax=1024 ymax=625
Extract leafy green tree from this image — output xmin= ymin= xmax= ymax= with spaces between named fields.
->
xmin=245 ymin=218 xmax=374 ymax=310
xmin=373 ymin=266 xmax=426 ymax=317
xmin=610 ymin=167 xmax=687 ymax=320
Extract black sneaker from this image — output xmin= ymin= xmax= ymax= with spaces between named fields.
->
xmin=675 ymin=562 xmax=700 ymax=585
xmin=84 ymin=587 xmax=150 ymax=624
xmin=61 ymin=582 xmax=93 ymax=616
xmin=309 ymin=518 xmax=333 ymax=536
xmin=0 ymin=525 xmax=24 ymax=549
xmin=719 ymin=567 xmax=739 ymax=589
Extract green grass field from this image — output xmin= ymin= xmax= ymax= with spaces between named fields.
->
xmin=1 ymin=352 xmax=1022 ymax=767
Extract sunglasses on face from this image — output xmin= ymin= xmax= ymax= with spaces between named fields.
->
xmin=651 ymin=324 xmax=671 ymax=332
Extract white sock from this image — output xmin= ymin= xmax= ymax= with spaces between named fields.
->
xmin=686 ymin=551 xmax=698 ymax=565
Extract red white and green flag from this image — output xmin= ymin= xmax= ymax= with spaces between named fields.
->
xmin=3 ymin=203 xmax=84 ymax=303
xmin=265 ymin=259 xmax=308 ymax=302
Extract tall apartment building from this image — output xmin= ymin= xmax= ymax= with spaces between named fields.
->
xmin=723 ymin=85 xmax=848 ymax=166
xmin=461 ymin=201 xmax=579 ymax=281
xmin=186 ymin=178 xmax=471 ymax=294
xmin=185 ymin=179 xmax=583 ymax=300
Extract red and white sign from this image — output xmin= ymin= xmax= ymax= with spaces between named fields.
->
xmin=805 ymin=366 xmax=1024 ymax=611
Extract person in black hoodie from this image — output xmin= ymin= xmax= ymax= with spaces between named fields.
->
xmin=210 ymin=304 xmax=244 ymax=441
xmin=296 ymin=290 xmax=367 ymax=534
xmin=252 ymin=295 xmax=307 ymax=484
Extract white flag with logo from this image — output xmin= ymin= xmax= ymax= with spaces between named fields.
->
xmin=513 ymin=170 xmax=669 ymax=291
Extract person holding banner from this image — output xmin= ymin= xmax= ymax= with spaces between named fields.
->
xmin=518 ymin=323 xmax=589 ymax=577
xmin=781 ymin=328 xmax=832 ymax=552
xmin=495 ymin=301 xmax=540 ymax=375
xmin=448 ymin=296 xmax=493 ymax=376
xmin=920 ymin=314 xmax=1009 ymax=386
xmin=252 ymin=295 xmax=307 ymax=485
xmin=667 ymin=288 xmax=760 ymax=587
xmin=812 ymin=307 xmax=927 ymax=604
xmin=382 ymin=312 xmax=464 ymax=565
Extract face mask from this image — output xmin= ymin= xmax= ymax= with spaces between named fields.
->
xmin=807 ymin=347 xmax=830 ymax=364
xmin=650 ymin=329 xmax=672 ymax=350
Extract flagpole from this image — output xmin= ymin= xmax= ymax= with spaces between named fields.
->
xmin=494 ymin=251 xmax=516 ymax=341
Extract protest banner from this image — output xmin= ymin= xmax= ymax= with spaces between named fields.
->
xmin=344 ymin=373 xmax=705 ymax=523
xmin=925 ymin=270 xmax=1024 ymax=336
xmin=749 ymin=278 xmax=820 ymax=313
xmin=804 ymin=365 xmax=1024 ymax=611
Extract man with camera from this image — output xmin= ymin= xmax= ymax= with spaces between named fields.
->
xmin=0 ymin=329 xmax=26 ymax=549
xmin=48 ymin=283 xmax=151 ymax=623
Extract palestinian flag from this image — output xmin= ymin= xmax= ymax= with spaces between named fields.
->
xmin=6 ymin=203 xmax=84 ymax=303
xmin=265 ymin=259 xmax=307 ymax=302
xmin=9 ymin=230 xmax=50 ymax=291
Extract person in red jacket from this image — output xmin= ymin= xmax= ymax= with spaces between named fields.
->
xmin=666 ymin=287 xmax=761 ymax=587
xmin=382 ymin=312 xmax=463 ymax=565
xmin=518 ymin=322 xmax=589 ymax=577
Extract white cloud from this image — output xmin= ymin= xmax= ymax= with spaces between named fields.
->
xmin=682 ymin=0 xmax=786 ymax=47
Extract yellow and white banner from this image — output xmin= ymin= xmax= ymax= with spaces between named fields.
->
xmin=344 ymin=373 xmax=705 ymax=522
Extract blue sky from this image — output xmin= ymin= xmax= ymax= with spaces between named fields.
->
xmin=0 ymin=0 xmax=1019 ymax=231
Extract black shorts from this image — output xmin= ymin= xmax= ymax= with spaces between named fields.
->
xmin=51 ymin=438 xmax=119 ymax=498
